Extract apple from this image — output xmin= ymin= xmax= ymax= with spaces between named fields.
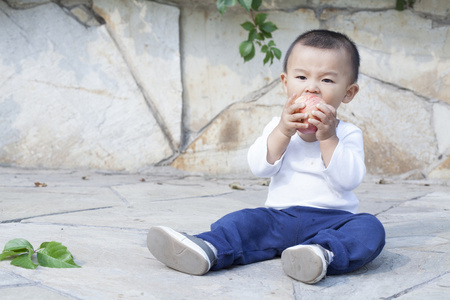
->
xmin=294 ymin=94 xmax=325 ymax=134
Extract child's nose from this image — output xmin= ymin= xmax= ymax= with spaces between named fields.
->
xmin=305 ymin=82 xmax=320 ymax=94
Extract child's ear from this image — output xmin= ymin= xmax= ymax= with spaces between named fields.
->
xmin=280 ymin=72 xmax=288 ymax=94
xmin=343 ymin=83 xmax=359 ymax=103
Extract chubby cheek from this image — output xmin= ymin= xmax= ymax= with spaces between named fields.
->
xmin=323 ymin=97 xmax=343 ymax=109
xmin=318 ymin=92 xmax=340 ymax=107
xmin=283 ymin=81 xmax=292 ymax=94
xmin=286 ymin=82 xmax=302 ymax=96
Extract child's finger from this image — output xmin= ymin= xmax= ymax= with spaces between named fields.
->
xmin=285 ymin=93 xmax=297 ymax=107
xmin=309 ymin=111 xmax=325 ymax=124
xmin=285 ymin=95 xmax=307 ymax=116
xmin=290 ymin=112 xmax=309 ymax=123
xmin=317 ymin=103 xmax=336 ymax=118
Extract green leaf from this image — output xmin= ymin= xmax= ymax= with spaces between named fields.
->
xmin=36 ymin=242 xmax=81 ymax=268
xmin=261 ymin=44 xmax=268 ymax=53
xmin=11 ymin=253 xmax=38 ymax=269
xmin=38 ymin=242 xmax=50 ymax=250
xmin=272 ymin=47 xmax=282 ymax=59
xmin=1 ymin=250 xmax=21 ymax=261
xmin=217 ymin=0 xmax=237 ymax=14
xmin=263 ymin=51 xmax=273 ymax=65
xmin=1 ymin=238 xmax=34 ymax=261
xmin=240 ymin=21 xmax=254 ymax=31
xmin=395 ymin=0 xmax=406 ymax=10
xmin=248 ymin=28 xmax=257 ymax=41
xmin=254 ymin=13 xmax=267 ymax=26
xmin=239 ymin=40 xmax=254 ymax=58
xmin=237 ymin=0 xmax=252 ymax=11
xmin=255 ymin=32 xmax=265 ymax=41
xmin=262 ymin=31 xmax=272 ymax=39
xmin=260 ymin=21 xmax=278 ymax=33
xmin=217 ymin=0 xmax=226 ymax=14
xmin=243 ymin=51 xmax=255 ymax=62
xmin=2 ymin=238 xmax=34 ymax=253
xmin=218 ymin=0 xmax=281 ymax=66
xmin=243 ymin=43 xmax=256 ymax=62
xmin=251 ymin=0 xmax=262 ymax=10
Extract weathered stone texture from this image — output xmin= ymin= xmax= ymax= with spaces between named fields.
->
xmin=4 ymin=0 xmax=50 ymax=9
xmin=166 ymin=0 xmax=396 ymax=10
xmin=93 ymin=0 xmax=182 ymax=149
xmin=0 ymin=0 xmax=449 ymax=179
xmin=173 ymin=83 xmax=286 ymax=175
xmin=429 ymin=156 xmax=450 ymax=179
xmin=69 ymin=4 xmax=101 ymax=26
xmin=414 ymin=0 xmax=450 ymax=18
xmin=322 ymin=9 xmax=450 ymax=104
xmin=338 ymin=75 xmax=438 ymax=176
xmin=0 ymin=1 xmax=173 ymax=171
xmin=60 ymin=0 xmax=92 ymax=6
xmin=433 ymin=102 xmax=450 ymax=155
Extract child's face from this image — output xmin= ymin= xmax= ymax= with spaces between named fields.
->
xmin=281 ymin=44 xmax=358 ymax=110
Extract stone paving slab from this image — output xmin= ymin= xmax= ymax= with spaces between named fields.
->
xmin=0 ymin=167 xmax=449 ymax=299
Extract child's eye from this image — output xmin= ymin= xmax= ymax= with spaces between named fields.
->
xmin=296 ymin=76 xmax=307 ymax=80
xmin=322 ymin=78 xmax=334 ymax=83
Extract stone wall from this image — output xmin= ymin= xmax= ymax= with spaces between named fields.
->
xmin=0 ymin=0 xmax=449 ymax=179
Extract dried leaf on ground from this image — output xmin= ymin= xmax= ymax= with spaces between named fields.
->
xmin=229 ymin=182 xmax=245 ymax=190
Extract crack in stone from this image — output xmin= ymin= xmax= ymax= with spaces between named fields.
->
xmin=292 ymin=281 xmax=299 ymax=300
xmin=0 ymin=283 xmax=36 ymax=289
xmin=97 ymin=98 xmax=115 ymax=131
xmin=17 ymin=221 xmax=148 ymax=233
xmin=149 ymin=191 xmax=234 ymax=202
xmin=25 ymin=79 xmax=123 ymax=99
xmin=0 ymin=206 xmax=113 ymax=224
xmin=384 ymin=270 xmax=450 ymax=299
xmin=109 ymin=186 xmax=130 ymax=207
xmin=35 ymin=281 xmax=85 ymax=300
xmin=374 ymin=192 xmax=432 ymax=216
xmin=1 ymin=263 xmax=82 ymax=298
xmin=275 ymin=4 xmax=450 ymax=26
xmin=0 ymin=2 xmax=33 ymax=45
xmin=360 ymin=71 xmax=435 ymax=104
xmin=102 ymin=24 xmax=177 ymax=155
xmin=179 ymin=79 xmax=280 ymax=154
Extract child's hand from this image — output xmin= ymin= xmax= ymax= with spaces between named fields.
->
xmin=267 ymin=93 xmax=310 ymax=164
xmin=308 ymin=103 xmax=338 ymax=141
xmin=277 ymin=93 xmax=310 ymax=138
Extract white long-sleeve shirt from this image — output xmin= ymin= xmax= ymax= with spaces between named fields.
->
xmin=247 ymin=117 xmax=366 ymax=213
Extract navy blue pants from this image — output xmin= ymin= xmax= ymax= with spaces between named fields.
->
xmin=197 ymin=206 xmax=385 ymax=275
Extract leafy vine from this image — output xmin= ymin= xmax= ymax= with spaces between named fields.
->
xmin=217 ymin=0 xmax=281 ymax=65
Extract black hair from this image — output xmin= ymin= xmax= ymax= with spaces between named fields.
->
xmin=283 ymin=29 xmax=360 ymax=83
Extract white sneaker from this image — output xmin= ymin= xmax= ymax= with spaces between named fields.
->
xmin=281 ymin=244 xmax=334 ymax=284
xmin=147 ymin=226 xmax=217 ymax=275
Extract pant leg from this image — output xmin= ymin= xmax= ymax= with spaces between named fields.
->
xmin=303 ymin=212 xmax=386 ymax=275
xmin=197 ymin=207 xmax=299 ymax=270
xmin=197 ymin=206 xmax=385 ymax=274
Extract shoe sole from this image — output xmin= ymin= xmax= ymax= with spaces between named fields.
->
xmin=281 ymin=245 xmax=326 ymax=284
xmin=147 ymin=226 xmax=210 ymax=275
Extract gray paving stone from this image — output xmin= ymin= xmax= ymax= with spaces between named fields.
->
xmin=0 ymin=167 xmax=449 ymax=299
xmin=0 ymin=269 xmax=32 ymax=286
xmin=0 ymin=285 xmax=74 ymax=300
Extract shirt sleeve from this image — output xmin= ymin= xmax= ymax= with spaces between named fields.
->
xmin=323 ymin=124 xmax=366 ymax=192
xmin=247 ymin=117 xmax=284 ymax=178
